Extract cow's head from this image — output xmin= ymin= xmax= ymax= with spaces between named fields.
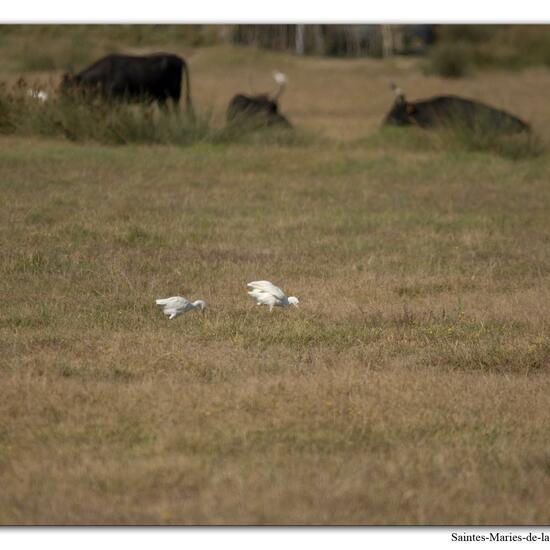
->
xmin=383 ymin=82 xmax=417 ymax=126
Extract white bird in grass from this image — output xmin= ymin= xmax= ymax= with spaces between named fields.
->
xmin=155 ymin=296 xmax=206 ymax=319
xmin=247 ymin=280 xmax=299 ymax=312
xmin=27 ymin=89 xmax=49 ymax=102
xmin=272 ymin=71 xmax=288 ymax=87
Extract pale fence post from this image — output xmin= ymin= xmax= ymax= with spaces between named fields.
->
xmin=296 ymin=24 xmax=305 ymax=55
xmin=382 ymin=24 xmax=393 ymax=57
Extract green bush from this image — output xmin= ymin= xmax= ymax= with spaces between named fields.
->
xmin=0 ymin=80 xmax=213 ymax=145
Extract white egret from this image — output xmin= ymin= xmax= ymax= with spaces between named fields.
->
xmin=273 ymin=71 xmax=288 ymax=87
xmin=271 ymin=71 xmax=287 ymax=100
xmin=247 ymin=280 xmax=299 ymax=312
xmin=27 ymin=89 xmax=49 ymax=102
xmin=155 ymin=296 xmax=206 ymax=319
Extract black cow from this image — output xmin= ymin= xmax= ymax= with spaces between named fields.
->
xmin=383 ymin=83 xmax=529 ymax=133
xmin=226 ymin=71 xmax=291 ymax=128
xmin=60 ymin=53 xmax=192 ymax=111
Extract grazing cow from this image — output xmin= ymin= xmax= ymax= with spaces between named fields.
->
xmin=383 ymin=83 xmax=530 ymax=133
xmin=60 ymin=53 xmax=192 ymax=110
xmin=226 ymin=71 xmax=292 ymax=128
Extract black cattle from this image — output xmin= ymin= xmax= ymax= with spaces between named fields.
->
xmin=383 ymin=84 xmax=529 ymax=133
xmin=226 ymin=72 xmax=291 ymax=128
xmin=60 ymin=53 xmax=192 ymax=110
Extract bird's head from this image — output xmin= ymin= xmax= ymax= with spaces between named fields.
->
xmin=271 ymin=71 xmax=287 ymax=101
xmin=273 ymin=71 xmax=288 ymax=86
xmin=288 ymin=296 xmax=299 ymax=308
xmin=193 ymin=300 xmax=207 ymax=312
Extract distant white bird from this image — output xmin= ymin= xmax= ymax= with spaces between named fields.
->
xmin=155 ymin=296 xmax=206 ymax=319
xmin=27 ymin=89 xmax=49 ymax=102
xmin=270 ymin=71 xmax=288 ymax=101
xmin=273 ymin=71 xmax=288 ymax=87
xmin=247 ymin=280 xmax=299 ymax=312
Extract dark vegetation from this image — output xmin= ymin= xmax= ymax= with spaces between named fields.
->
xmin=426 ymin=25 xmax=550 ymax=77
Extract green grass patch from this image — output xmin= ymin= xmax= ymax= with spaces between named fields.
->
xmin=0 ymin=81 xmax=302 ymax=147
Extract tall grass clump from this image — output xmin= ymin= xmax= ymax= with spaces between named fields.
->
xmin=436 ymin=112 xmax=544 ymax=160
xmin=369 ymin=114 xmax=543 ymax=161
xmin=368 ymin=98 xmax=541 ymax=160
xmin=0 ymin=79 xmax=300 ymax=146
xmin=219 ymin=119 xmax=308 ymax=147
xmin=0 ymin=80 xmax=216 ymax=145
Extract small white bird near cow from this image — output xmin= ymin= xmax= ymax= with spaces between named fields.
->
xmin=155 ymin=296 xmax=206 ymax=320
xmin=27 ymin=89 xmax=49 ymax=102
xmin=247 ymin=280 xmax=299 ymax=312
xmin=272 ymin=71 xmax=288 ymax=87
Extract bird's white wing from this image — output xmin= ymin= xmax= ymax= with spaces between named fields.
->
xmin=155 ymin=296 xmax=189 ymax=308
xmin=247 ymin=280 xmax=286 ymax=300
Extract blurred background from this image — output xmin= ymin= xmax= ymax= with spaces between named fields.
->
xmin=3 ymin=24 xmax=550 ymax=76
xmin=2 ymin=24 xmax=550 ymax=144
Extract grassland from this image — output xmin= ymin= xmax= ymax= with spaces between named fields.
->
xmin=1 ymin=27 xmax=550 ymax=525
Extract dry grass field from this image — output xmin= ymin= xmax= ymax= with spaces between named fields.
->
xmin=1 ymin=26 xmax=550 ymax=525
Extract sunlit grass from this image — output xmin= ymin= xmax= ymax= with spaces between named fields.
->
xmin=1 ymin=34 xmax=550 ymax=525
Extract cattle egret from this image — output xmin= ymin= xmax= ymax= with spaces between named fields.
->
xmin=155 ymin=296 xmax=206 ymax=319
xmin=273 ymin=71 xmax=288 ymax=86
xmin=390 ymin=81 xmax=404 ymax=99
xmin=247 ymin=280 xmax=299 ymax=312
xmin=27 ymin=89 xmax=49 ymax=102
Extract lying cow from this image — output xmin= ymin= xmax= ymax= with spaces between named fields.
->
xmin=383 ymin=83 xmax=530 ymax=133
xmin=226 ymin=71 xmax=292 ymax=128
xmin=60 ymin=53 xmax=192 ymax=111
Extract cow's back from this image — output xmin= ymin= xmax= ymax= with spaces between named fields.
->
xmin=227 ymin=94 xmax=278 ymax=121
xmin=75 ymin=53 xmax=184 ymax=101
xmin=413 ymin=95 xmax=529 ymax=132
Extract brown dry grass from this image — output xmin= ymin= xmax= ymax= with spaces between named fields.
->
xmin=1 ymin=27 xmax=550 ymax=525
